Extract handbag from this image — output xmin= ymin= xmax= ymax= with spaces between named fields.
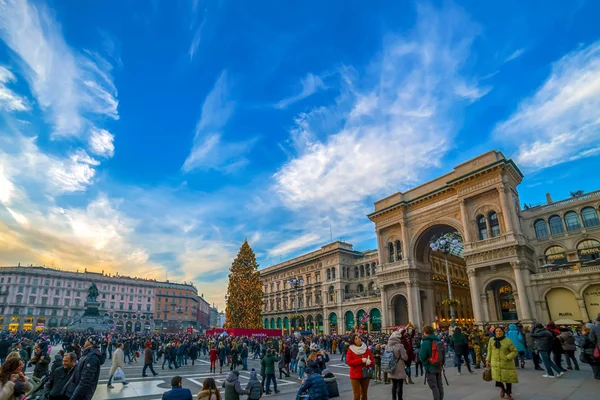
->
xmin=362 ymin=367 xmax=374 ymax=379
xmin=594 ymin=346 xmax=600 ymax=359
xmin=482 ymin=367 xmax=492 ymax=382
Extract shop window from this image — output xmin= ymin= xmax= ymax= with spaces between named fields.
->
xmin=489 ymin=212 xmax=501 ymax=237
xmin=549 ymin=215 xmax=564 ymax=235
xmin=477 ymin=215 xmax=488 ymax=240
xmin=544 ymin=245 xmax=567 ymax=266
xmin=534 ymin=219 xmax=548 ymax=238
xmin=564 ymin=211 xmax=581 ymax=231
xmin=577 ymin=239 xmax=600 ymax=264
xmin=581 ymin=207 xmax=600 ymax=228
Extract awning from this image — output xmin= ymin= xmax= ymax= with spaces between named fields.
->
xmin=553 ymin=318 xmax=581 ymax=325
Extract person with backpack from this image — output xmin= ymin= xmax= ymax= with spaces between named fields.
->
xmin=244 ymin=369 xmax=262 ymax=400
xmin=385 ymin=330 xmax=409 ymax=400
xmin=322 ymin=369 xmax=339 ymax=398
xmin=485 ymin=326 xmax=518 ymax=400
xmin=419 ymin=325 xmax=445 ymax=400
xmin=506 ymin=324 xmax=526 ymax=369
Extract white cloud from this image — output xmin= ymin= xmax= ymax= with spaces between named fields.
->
xmin=88 ymin=128 xmax=115 ymax=158
xmin=189 ymin=16 xmax=206 ymax=61
xmin=274 ymin=4 xmax=485 ymax=214
xmin=0 ymin=66 xmax=28 ymax=111
xmin=495 ymin=41 xmax=600 ymax=170
xmin=0 ymin=164 xmax=14 ymax=205
xmin=504 ymin=48 xmax=525 ymax=63
xmin=0 ymin=0 xmax=118 ymax=136
xmin=268 ymin=233 xmax=322 ymax=257
xmin=275 ymin=73 xmax=328 ymax=109
xmin=183 ymin=71 xmax=256 ymax=173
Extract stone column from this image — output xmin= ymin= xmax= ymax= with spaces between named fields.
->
xmin=401 ymin=220 xmax=410 ymax=260
xmin=511 ymin=262 xmax=532 ymax=320
xmin=480 ymin=293 xmax=491 ymax=322
xmin=467 ymin=269 xmax=483 ymax=324
xmin=376 ymin=229 xmax=385 ymax=266
xmin=423 ymin=287 xmax=436 ymax=325
xmin=577 ymin=298 xmax=590 ymax=322
xmin=459 ymin=199 xmax=471 ymax=243
xmin=498 ymin=185 xmax=514 ymax=233
xmin=324 ymin=317 xmax=330 ymax=335
xmin=380 ymin=286 xmax=388 ymax=329
xmin=407 ymin=282 xmax=422 ymax=328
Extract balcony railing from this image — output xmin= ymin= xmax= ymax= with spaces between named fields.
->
xmin=534 ymin=262 xmax=600 ymax=279
xmin=344 ymin=290 xmax=381 ymax=300
xmin=523 ymin=190 xmax=600 ymax=212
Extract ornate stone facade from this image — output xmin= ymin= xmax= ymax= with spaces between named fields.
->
xmin=261 ymin=151 xmax=600 ymax=331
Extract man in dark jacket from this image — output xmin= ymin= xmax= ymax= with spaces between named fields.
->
xmin=31 ymin=344 xmax=51 ymax=379
xmin=296 ymin=363 xmax=328 ymax=400
xmin=531 ymin=323 xmax=564 ymax=378
xmin=0 ymin=335 xmax=12 ymax=364
xmin=143 ymin=342 xmax=159 ymax=377
xmin=261 ymin=350 xmax=280 ymax=394
xmin=162 ymin=376 xmax=192 ymax=400
xmin=419 ymin=326 xmax=444 ymax=400
xmin=46 ymin=352 xmax=76 ymax=400
xmin=67 ymin=336 xmax=105 ymax=400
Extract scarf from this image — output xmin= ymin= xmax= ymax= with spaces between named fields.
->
xmin=349 ymin=342 xmax=367 ymax=356
xmin=494 ymin=335 xmax=505 ymax=349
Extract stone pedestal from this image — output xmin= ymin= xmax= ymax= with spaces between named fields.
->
xmin=68 ymin=299 xmax=111 ymax=332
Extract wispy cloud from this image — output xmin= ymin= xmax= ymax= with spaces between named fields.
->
xmin=88 ymin=128 xmax=115 ymax=158
xmin=274 ymin=4 xmax=485 ymax=215
xmin=189 ymin=16 xmax=207 ymax=61
xmin=183 ymin=71 xmax=256 ymax=173
xmin=504 ymin=48 xmax=525 ymax=63
xmin=0 ymin=66 xmax=28 ymax=111
xmin=0 ymin=0 xmax=118 ymax=137
xmin=274 ymin=73 xmax=328 ymax=109
xmin=495 ymin=41 xmax=600 ymax=170
xmin=268 ymin=233 xmax=321 ymax=257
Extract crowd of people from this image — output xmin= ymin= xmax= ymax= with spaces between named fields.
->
xmin=0 ymin=315 xmax=597 ymax=400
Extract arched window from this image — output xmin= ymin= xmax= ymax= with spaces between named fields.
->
xmin=388 ymin=242 xmax=394 ymax=263
xmin=549 ymin=215 xmax=564 ymax=235
xmin=544 ymin=245 xmax=567 ymax=265
xmin=534 ymin=219 xmax=549 ymax=238
xmin=344 ymin=285 xmax=350 ymax=294
xmin=354 ymin=267 xmax=359 ymax=279
xmin=366 ymin=264 xmax=370 ymax=276
xmin=395 ymin=240 xmax=402 ymax=260
xmin=577 ymin=239 xmax=600 ymax=263
xmin=582 ymin=207 xmax=600 ymax=228
xmin=329 ymin=286 xmax=335 ymax=302
xmin=326 ymin=269 xmax=331 ymax=280
xmin=477 ymin=215 xmax=488 ymax=240
xmin=357 ymin=284 xmax=364 ymax=293
xmin=488 ymin=212 xmax=501 ymax=237
xmin=360 ymin=265 xmax=365 ymax=278
xmin=372 ymin=263 xmax=377 ymax=275
xmin=367 ymin=281 xmax=374 ymax=291
xmin=564 ymin=211 xmax=581 ymax=231
xmin=331 ymin=267 xmax=336 ymax=279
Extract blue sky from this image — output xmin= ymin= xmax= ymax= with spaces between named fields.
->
xmin=1 ymin=0 xmax=599 ymax=308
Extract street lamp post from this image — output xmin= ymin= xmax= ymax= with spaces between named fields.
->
xmin=287 ymin=277 xmax=304 ymax=333
xmin=430 ymin=232 xmax=463 ymax=328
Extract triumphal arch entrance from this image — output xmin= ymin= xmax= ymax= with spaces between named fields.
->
xmin=368 ymin=151 xmax=535 ymax=328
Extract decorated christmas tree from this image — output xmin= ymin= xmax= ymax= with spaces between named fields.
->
xmin=225 ymin=240 xmax=263 ymax=328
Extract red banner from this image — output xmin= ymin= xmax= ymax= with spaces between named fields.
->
xmin=205 ymin=328 xmax=281 ymax=337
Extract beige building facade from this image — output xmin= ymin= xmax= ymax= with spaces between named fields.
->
xmin=260 ymin=151 xmax=600 ymax=332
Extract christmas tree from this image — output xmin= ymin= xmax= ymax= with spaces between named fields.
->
xmin=225 ymin=240 xmax=263 ymax=328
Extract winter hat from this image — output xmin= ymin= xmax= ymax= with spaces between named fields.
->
xmin=321 ymin=369 xmax=331 ymax=376
xmin=87 ymin=336 xmax=101 ymax=347
xmin=534 ymin=323 xmax=544 ymax=330
xmin=250 ymin=368 xmax=257 ymax=380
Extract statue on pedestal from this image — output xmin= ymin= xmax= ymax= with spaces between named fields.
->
xmin=87 ymin=282 xmax=99 ymax=302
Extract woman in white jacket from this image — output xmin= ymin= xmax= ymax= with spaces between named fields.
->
xmin=107 ymin=343 xmax=128 ymax=389
xmin=0 ymin=358 xmax=33 ymax=400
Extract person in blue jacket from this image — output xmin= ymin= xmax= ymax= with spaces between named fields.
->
xmin=162 ymin=376 xmax=193 ymax=400
xmin=506 ymin=324 xmax=526 ymax=369
xmin=296 ymin=362 xmax=328 ymax=400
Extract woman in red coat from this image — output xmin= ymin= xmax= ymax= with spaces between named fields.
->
xmin=346 ymin=333 xmax=374 ymax=400
xmin=209 ymin=345 xmax=218 ymax=374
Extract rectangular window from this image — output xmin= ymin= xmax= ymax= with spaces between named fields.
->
xmin=43 ymin=288 xmax=48 ymax=295
xmin=31 ymin=287 xmax=36 ymax=294
xmin=103 ymin=285 xmax=107 ymax=290
xmin=18 ymin=286 xmax=23 ymax=293
xmin=53 ymin=298 xmax=59 ymax=306
xmin=45 ymin=279 xmax=50 ymax=285
xmin=63 ymin=310 xmax=68 ymax=316
xmin=119 ymin=303 xmax=124 ymax=310
xmin=112 ymin=286 xmax=116 ymax=291
xmin=33 ymin=278 xmax=38 ymax=285
xmin=147 ymin=297 xmax=150 ymax=303
xmin=158 ymin=304 xmax=161 ymax=311
xmin=74 ymin=299 xmax=80 ymax=306
xmin=66 ymin=290 xmax=70 ymax=296
xmin=39 ymin=308 xmax=45 ymax=316
xmin=121 ymin=288 xmax=124 ymax=293
xmin=130 ymin=288 xmax=133 ymax=293
xmin=78 ymin=283 xmax=82 ymax=288
xmin=52 ymin=309 xmax=57 ymax=316
xmin=147 ymin=304 xmax=151 ymax=312
xmin=110 ymin=302 xmax=115 ymax=309
xmin=64 ymin=299 xmax=70 ymax=307
xmin=27 ymin=307 xmax=33 ymax=315
xmin=67 ymin=281 xmax=72 ymax=287
xmin=129 ymin=295 xmax=133 ymax=301
xmin=55 ymin=289 xmax=60 ymax=295
xmin=102 ymin=294 xmax=106 ymax=299
xmin=139 ymin=289 xmax=142 ymax=294
xmin=128 ymin=304 xmax=133 ymax=311
xmin=56 ymin=281 xmax=61 ymax=287
xmin=29 ymin=296 xmax=35 ymax=304
xmin=7 ymin=278 xmax=11 ymax=283
xmin=20 ymin=277 xmax=25 ymax=284
xmin=41 ymin=297 xmax=47 ymax=305
xmin=137 ymin=304 xmax=141 ymax=311
xmin=120 ymin=295 xmax=124 ymax=301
